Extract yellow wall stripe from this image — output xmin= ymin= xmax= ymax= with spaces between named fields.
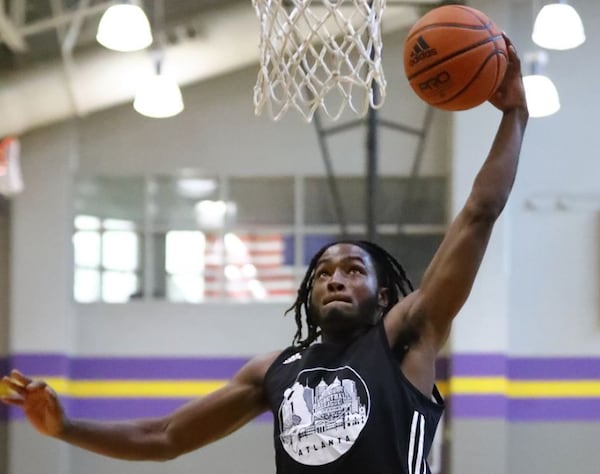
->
xmin=42 ymin=377 xmax=227 ymax=398
xmin=8 ymin=376 xmax=600 ymax=400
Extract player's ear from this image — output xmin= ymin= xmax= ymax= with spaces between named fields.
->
xmin=377 ymin=287 xmax=389 ymax=309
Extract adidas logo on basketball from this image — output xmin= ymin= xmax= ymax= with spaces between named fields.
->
xmin=409 ymin=36 xmax=437 ymax=66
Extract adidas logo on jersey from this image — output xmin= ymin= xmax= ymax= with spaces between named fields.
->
xmin=282 ymin=353 xmax=302 ymax=364
xmin=409 ymin=36 xmax=437 ymax=66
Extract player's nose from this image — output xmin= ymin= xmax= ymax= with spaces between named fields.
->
xmin=327 ymin=269 xmax=346 ymax=291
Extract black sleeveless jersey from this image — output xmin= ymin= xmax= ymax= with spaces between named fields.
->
xmin=263 ymin=320 xmax=444 ymax=474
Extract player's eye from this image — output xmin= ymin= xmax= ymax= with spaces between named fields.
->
xmin=316 ymin=269 xmax=330 ymax=278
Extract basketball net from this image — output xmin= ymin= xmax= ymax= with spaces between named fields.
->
xmin=252 ymin=0 xmax=387 ymax=122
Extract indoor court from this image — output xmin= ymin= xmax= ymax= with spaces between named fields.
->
xmin=0 ymin=1 xmax=599 ymax=474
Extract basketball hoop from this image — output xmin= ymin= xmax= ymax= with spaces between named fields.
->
xmin=252 ymin=0 xmax=387 ymax=122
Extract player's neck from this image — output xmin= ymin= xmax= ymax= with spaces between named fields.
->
xmin=320 ymin=325 xmax=370 ymax=346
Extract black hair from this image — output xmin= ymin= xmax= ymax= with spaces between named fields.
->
xmin=285 ymin=239 xmax=414 ymax=348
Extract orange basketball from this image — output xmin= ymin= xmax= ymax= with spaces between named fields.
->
xmin=403 ymin=5 xmax=507 ymax=111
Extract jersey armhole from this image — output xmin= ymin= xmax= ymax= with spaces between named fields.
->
xmin=377 ymin=320 xmax=445 ymax=410
xmin=263 ymin=345 xmax=301 ymax=384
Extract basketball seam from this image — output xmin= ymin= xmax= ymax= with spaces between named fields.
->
xmin=453 ymin=5 xmax=491 ymax=29
xmin=436 ymin=51 xmax=503 ymax=108
xmin=406 ymin=22 xmax=491 ymax=41
xmin=406 ymin=34 xmax=504 ymax=81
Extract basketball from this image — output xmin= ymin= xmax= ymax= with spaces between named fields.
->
xmin=403 ymin=5 xmax=508 ymax=111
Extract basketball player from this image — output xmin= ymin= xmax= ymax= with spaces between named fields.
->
xmin=1 ymin=37 xmax=528 ymax=474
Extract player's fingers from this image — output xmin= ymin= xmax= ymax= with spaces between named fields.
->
xmin=502 ymin=33 xmax=513 ymax=49
xmin=27 ymin=380 xmax=49 ymax=393
xmin=0 ymin=396 xmax=25 ymax=407
xmin=1 ymin=377 xmax=27 ymax=395
xmin=11 ymin=369 xmax=32 ymax=386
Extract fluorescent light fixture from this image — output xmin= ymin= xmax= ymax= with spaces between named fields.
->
xmin=133 ymin=72 xmax=184 ymax=118
xmin=96 ymin=3 xmax=153 ymax=52
xmin=532 ymin=2 xmax=585 ymax=50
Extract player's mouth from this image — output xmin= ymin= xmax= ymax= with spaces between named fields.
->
xmin=323 ymin=295 xmax=352 ymax=306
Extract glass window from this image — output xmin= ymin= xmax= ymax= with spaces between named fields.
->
xmin=73 ymin=176 xmax=145 ymax=303
xmin=229 ymin=177 xmax=294 ymax=226
xmin=73 ymin=221 xmax=141 ymax=303
xmin=73 ymin=174 xmax=446 ymax=304
xmin=378 ymin=177 xmax=447 ymax=224
xmin=74 ymin=268 xmax=101 ymax=303
xmin=102 ymin=231 xmax=139 ymax=271
xmin=304 ymin=177 xmax=366 ymax=225
xmin=303 ymin=232 xmax=443 ymax=286
xmin=73 ymin=230 xmax=101 ymax=268
xmin=151 ymin=176 xmax=220 ymax=231
xmin=165 ymin=231 xmax=206 ymax=302
xmin=304 ymin=177 xmax=447 ymax=226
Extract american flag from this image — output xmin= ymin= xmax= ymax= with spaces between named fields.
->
xmin=203 ymin=232 xmax=297 ymax=301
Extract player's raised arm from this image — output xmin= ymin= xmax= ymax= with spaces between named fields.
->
xmin=387 ymin=38 xmax=528 ymax=362
xmin=1 ymin=352 xmax=278 ymax=461
xmin=416 ymin=38 xmax=527 ymax=345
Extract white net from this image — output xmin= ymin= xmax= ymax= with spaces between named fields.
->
xmin=252 ymin=0 xmax=387 ymax=122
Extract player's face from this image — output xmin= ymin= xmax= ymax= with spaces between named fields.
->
xmin=309 ymin=244 xmax=387 ymax=337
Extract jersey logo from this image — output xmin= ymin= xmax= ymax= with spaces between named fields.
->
xmin=278 ymin=366 xmax=370 ymax=465
xmin=282 ymin=353 xmax=302 ymax=364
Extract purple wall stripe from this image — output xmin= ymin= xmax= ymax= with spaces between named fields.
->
xmin=7 ymin=354 xmax=248 ymax=380
xmin=10 ymin=354 xmax=69 ymax=377
xmin=509 ymin=398 xmax=600 ymax=422
xmin=70 ymin=357 xmax=248 ymax=380
xmin=509 ymin=357 xmax=600 ymax=380
xmin=435 ymin=357 xmax=449 ymax=380
xmin=451 ymin=354 xmax=507 ymax=376
xmin=449 ymin=396 xmax=600 ymax=422
xmin=450 ymin=395 xmax=508 ymax=419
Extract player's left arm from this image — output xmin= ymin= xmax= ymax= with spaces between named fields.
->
xmin=386 ymin=38 xmax=528 ymax=379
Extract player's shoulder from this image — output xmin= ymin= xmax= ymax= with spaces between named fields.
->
xmin=384 ymin=289 xmax=423 ymax=344
xmin=234 ymin=349 xmax=286 ymax=386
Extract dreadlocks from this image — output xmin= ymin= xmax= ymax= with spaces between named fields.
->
xmin=285 ymin=240 xmax=414 ymax=348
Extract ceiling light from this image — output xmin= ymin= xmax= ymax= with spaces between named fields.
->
xmin=96 ymin=2 xmax=153 ymax=52
xmin=523 ymin=75 xmax=560 ymax=118
xmin=532 ymin=2 xmax=585 ymax=50
xmin=523 ymin=51 xmax=560 ymax=118
xmin=133 ymin=58 xmax=184 ymax=119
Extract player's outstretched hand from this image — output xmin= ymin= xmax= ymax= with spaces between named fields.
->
xmin=488 ymin=35 xmax=528 ymax=115
xmin=1 ymin=369 xmax=66 ymax=437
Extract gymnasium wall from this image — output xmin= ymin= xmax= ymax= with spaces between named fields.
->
xmin=5 ymin=1 xmax=600 ymax=474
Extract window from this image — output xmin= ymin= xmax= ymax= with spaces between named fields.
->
xmin=73 ymin=174 xmax=446 ymax=303
xmin=73 ymin=216 xmax=141 ymax=303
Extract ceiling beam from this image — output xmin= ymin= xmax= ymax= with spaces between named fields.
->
xmin=21 ymin=0 xmax=115 ymax=37
xmin=0 ymin=0 xmax=26 ymax=52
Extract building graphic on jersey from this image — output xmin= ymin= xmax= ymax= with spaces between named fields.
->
xmin=278 ymin=366 xmax=370 ymax=465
